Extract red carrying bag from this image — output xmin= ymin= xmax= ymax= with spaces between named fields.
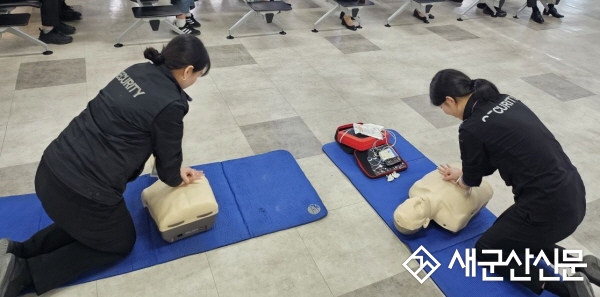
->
xmin=334 ymin=123 xmax=389 ymax=153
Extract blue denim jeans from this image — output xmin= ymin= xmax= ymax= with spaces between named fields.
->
xmin=172 ymin=0 xmax=195 ymax=14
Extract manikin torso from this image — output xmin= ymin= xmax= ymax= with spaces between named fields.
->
xmin=393 ymin=164 xmax=493 ymax=234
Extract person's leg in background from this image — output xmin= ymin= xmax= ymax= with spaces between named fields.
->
xmin=39 ymin=0 xmax=75 ymax=44
xmin=475 ymin=205 xmax=596 ymax=297
xmin=543 ymin=0 xmax=564 ymax=18
xmin=412 ymin=8 xmax=435 ymax=24
xmin=340 ymin=11 xmax=357 ymax=30
xmin=60 ymin=0 xmax=82 ymax=21
xmin=187 ymin=0 xmax=201 ymax=28
xmin=0 ymin=159 xmax=136 ymax=297
xmin=480 ymin=0 xmax=507 ymax=17
xmin=528 ymin=0 xmax=545 ymax=23
xmin=172 ymin=0 xmax=200 ymax=35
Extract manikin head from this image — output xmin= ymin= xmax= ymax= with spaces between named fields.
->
xmin=393 ymin=196 xmax=432 ymax=235
xmin=393 ymin=163 xmax=494 ymax=235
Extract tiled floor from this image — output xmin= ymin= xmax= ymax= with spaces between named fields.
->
xmin=1 ymin=0 xmax=599 ymax=296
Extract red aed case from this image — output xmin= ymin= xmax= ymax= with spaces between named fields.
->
xmin=335 ymin=123 xmax=390 ymax=153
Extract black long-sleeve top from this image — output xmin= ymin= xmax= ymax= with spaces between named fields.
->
xmin=42 ymin=62 xmax=190 ymax=205
xmin=458 ymin=95 xmax=586 ymax=222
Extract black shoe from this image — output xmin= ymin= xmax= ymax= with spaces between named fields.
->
xmin=60 ymin=5 xmax=82 ymax=22
xmin=186 ymin=14 xmax=201 ymax=27
xmin=0 ymin=240 xmax=13 ymax=256
xmin=413 ymin=9 xmax=429 ymax=23
xmin=578 ymin=255 xmax=600 ymax=287
xmin=175 ymin=23 xmax=200 ymax=35
xmin=543 ymin=7 xmax=564 ymax=18
xmin=339 ymin=11 xmax=355 ymax=21
xmin=564 ymin=272 xmax=595 ymax=297
xmin=39 ymin=28 xmax=73 ymax=44
xmin=56 ymin=22 xmax=76 ymax=35
xmin=477 ymin=3 xmax=486 ymax=8
xmin=341 ymin=18 xmax=357 ymax=31
xmin=531 ymin=10 xmax=544 ymax=23
xmin=483 ymin=6 xmax=507 ymax=17
xmin=0 ymin=254 xmax=30 ymax=297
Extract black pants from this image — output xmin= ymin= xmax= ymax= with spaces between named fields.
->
xmin=528 ymin=0 xmax=558 ymax=7
xmin=40 ymin=0 xmax=61 ymax=27
xmin=12 ymin=159 xmax=136 ymax=295
xmin=475 ymin=202 xmax=584 ymax=295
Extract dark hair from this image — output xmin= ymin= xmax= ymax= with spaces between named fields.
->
xmin=143 ymin=35 xmax=210 ymax=77
xmin=429 ymin=69 xmax=501 ymax=106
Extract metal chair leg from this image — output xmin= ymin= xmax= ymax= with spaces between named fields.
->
xmin=115 ymin=19 xmax=145 ymax=47
xmin=457 ymin=0 xmax=483 ymax=21
xmin=5 ymin=27 xmax=52 ymax=55
xmin=385 ymin=0 xmax=410 ymax=27
xmin=162 ymin=18 xmax=185 ymax=35
xmin=272 ymin=17 xmax=287 ymax=35
xmin=312 ymin=4 xmax=339 ymax=32
xmin=513 ymin=2 xmax=527 ymax=18
xmin=227 ymin=10 xmax=255 ymax=39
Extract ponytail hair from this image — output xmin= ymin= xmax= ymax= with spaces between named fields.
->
xmin=143 ymin=35 xmax=211 ymax=76
xmin=143 ymin=47 xmax=165 ymax=65
xmin=429 ymin=69 xmax=501 ymax=106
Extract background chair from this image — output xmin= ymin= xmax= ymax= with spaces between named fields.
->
xmin=385 ymin=0 xmax=445 ymax=27
xmin=227 ymin=0 xmax=292 ymax=39
xmin=455 ymin=0 xmax=498 ymax=21
xmin=0 ymin=0 xmax=52 ymax=55
xmin=513 ymin=0 xmax=549 ymax=18
xmin=312 ymin=0 xmax=374 ymax=32
xmin=114 ymin=0 xmax=184 ymax=47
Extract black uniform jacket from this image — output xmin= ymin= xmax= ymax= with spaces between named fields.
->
xmin=459 ymin=95 xmax=586 ymax=223
xmin=42 ymin=62 xmax=190 ymax=205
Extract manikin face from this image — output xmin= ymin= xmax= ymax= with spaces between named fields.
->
xmin=393 ymin=197 xmax=431 ymax=235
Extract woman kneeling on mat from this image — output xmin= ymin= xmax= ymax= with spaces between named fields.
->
xmin=0 ymin=35 xmax=210 ymax=297
xmin=430 ymin=69 xmax=599 ymax=297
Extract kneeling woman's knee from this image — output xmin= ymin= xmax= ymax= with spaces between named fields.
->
xmin=115 ymin=229 xmax=137 ymax=255
xmin=474 ymin=239 xmax=494 ymax=261
xmin=103 ymin=223 xmax=137 ymax=255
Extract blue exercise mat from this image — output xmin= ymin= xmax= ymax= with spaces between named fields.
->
xmin=322 ymin=130 xmax=557 ymax=297
xmin=0 ymin=150 xmax=327 ymax=286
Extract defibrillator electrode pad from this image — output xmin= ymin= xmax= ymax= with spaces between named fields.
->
xmin=353 ymin=123 xmax=385 ymax=139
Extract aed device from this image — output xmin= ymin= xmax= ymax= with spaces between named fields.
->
xmin=334 ymin=123 xmax=408 ymax=179
xmin=354 ymin=144 xmax=408 ymax=178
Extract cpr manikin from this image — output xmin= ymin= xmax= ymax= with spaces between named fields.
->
xmin=142 ymin=175 xmax=219 ymax=243
xmin=393 ymin=163 xmax=493 ymax=235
